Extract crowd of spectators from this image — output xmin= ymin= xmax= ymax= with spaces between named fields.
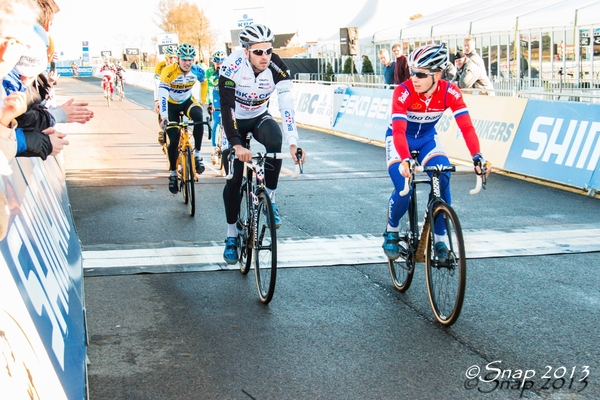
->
xmin=0 ymin=0 xmax=93 ymax=175
xmin=378 ymin=36 xmax=495 ymax=95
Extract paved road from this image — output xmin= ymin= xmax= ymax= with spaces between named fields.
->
xmin=58 ymin=77 xmax=599 ymax=399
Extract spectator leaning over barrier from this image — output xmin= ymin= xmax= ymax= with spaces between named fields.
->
xmin=441 ymin=60 xmax=457 ymax=81
xmin=391 ymin=43 xmax=410 ymax=84
xmin=463 ymin=36 xmax=487 ymax=76
xmin=3 ymin=23 xmax=69 ymax=158
xmin=35 ymin=0 xmax=60 ymax=89
xmin=453 ymin=50 xmax=494 ymax=96
xmin=0 ymin=0 xmax=41 ymax=165
xmin=28 ymin=0 xmax=93 ymax=125
xmin=378 ymin=48 xmax=396 ymax=87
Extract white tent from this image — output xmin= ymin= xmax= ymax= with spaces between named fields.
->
xmin=371 ymin=0 xmax=600 ymax=42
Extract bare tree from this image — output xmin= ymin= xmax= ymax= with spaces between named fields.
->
xmin=155 ymin=0 xmax=218 ymax=61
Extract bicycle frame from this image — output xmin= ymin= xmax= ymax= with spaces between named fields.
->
xmin=227 ymin=138 xmax=301 ymax=240
xmin=387 ymin=157 xmax=489 ymax=325
xmin=225 ymin=133 xmax=302 ymax=303
xmin=403 ymin=164 xmax=484 ymax=262
xmin=163 ymin=114 xmax=203 ymax=216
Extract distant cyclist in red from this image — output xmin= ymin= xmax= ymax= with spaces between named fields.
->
xmin=100 ymin=60 xmax=116 ymax=99
xmin=382 ymin=43 xmax=489 ymax=261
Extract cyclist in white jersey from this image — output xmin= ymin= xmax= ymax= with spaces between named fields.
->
xmin=219 ymin=23 xmax=306 ymax=264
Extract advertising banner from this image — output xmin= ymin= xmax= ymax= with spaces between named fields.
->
xmin=504 ymin=100 xmax=600 ymax=190
xmin=0 ymin=157 xmax=86 ymax=400
xmin=56 ymin=66 xmax=93 ymax=77
xmin=436 ymin=94 xmax=528 ymax=167
xmin=270 ymin=83 xmax=334 ymax=129
xmin=332 ymin=86 xmax=393 ymax=142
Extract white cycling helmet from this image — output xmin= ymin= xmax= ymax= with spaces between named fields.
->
xmin=408 ymin=43 xmax=448 ymax=71
xmin=238 ymin=24 xmax=274 ymax=48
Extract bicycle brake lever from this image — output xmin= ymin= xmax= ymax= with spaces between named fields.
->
xmin=296 ymin=147 xmax=304 ymax=175
xmin=225 ymin=149 xmax=235 ymax=180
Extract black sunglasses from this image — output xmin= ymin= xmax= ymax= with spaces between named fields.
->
xmin=410 ymin=69 xmax=436 ymax=79
xmin=250 ymin=48 xmax=273 ymax=56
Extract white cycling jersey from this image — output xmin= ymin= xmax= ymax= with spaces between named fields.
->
xmin=219 ymin=49 xmax=298 ymax=148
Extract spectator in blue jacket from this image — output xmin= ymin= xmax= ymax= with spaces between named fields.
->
xmin=378 ymin=48 xmax=396 ymax=87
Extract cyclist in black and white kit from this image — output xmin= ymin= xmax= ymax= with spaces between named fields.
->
xmin=219 ymin=23 xmax=306 ymax=264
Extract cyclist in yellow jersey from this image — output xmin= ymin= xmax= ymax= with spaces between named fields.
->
xmin=158 ymin=42 xmax=209 ymax=194
xmin=154 ymin=45 xmax=178 ymax=145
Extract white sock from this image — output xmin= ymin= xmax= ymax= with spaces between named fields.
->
xmin=227 ymin=223 xmax=237 ymax=237
xmin=194 ymin=150 xmax=201 ymax=158
xmin=387 ymin=224 xmax=399 ymax=232
xmin=266 ymin=188 xmax=276 ymax=203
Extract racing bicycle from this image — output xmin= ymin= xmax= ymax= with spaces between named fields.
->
xmin=226 ymin=136 xmax=303 ymax=303
xmin=162 ymin=113 xmax=203 ymax=217
xmin=387 ymin=152 xmax=489 ymax=326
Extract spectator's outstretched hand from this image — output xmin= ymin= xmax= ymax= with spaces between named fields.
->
xmin=43 ymin=127 xmax=69 ymax=155
xmin=0 ymin=92 xmax=28 ymax=126
xmin=61 ymin=98 xmax=94 ymax=123
xmin=48 ymin=70 xmax=60 ymax=85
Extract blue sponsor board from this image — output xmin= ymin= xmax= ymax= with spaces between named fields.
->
xmin=55 ymin=66 xmax=93 ymax=77
xmin=333 ymin=87 xmax=393 ymax=141
xmin=0 ymin=157 xmax=86 ymax=399
xmin=504 ymin=100 xmax=600 ymax=190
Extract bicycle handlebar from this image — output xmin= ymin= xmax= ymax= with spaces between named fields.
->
xmin=165 ymin=120 xmax=204 ymax=127
xmin=399 ymin=164 xmax=487 ymax=197
xmin=225 ymin=148 xmax=303 ymax=180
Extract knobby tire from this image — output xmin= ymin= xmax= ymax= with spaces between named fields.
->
xmin=425 ymin=203 xmax=466 ymax=326
xmin=253 ymin=190 xmax=277 ymax=304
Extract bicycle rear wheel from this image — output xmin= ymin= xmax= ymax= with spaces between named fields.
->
xmin=185 ymin=148 xmax=195 ymax=216
xmin=425 ymin=203 xmax=466 ymax=326
xmin=237 ymin=177 xmax=252 ymax=274
xmin=253 ymin=189 xmax=277 ymax=303
xmin=388 ymin=201 xmax=416 ymax=292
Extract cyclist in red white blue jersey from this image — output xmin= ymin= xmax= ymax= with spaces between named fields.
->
xmin=383 ymin=43 xmax=489 ymax=261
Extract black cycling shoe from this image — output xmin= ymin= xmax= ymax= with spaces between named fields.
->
xmin=168 ymin=175 xmax=178 ymax=194
xmin=195 ymin=157 xmax=205 ymax=175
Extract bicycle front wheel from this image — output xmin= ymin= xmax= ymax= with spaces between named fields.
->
xmin=388 ymin=201 xmax=415 ymax=292
xmin=185 ymin=148 xmax=195 ymax=217
xmin=253 ymin=190 xmax=277 ymax=304
xmin=237 ymin=177 xmax=252 ymax=275
xmin=425 ymin=203 xmax=466 ymax=326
